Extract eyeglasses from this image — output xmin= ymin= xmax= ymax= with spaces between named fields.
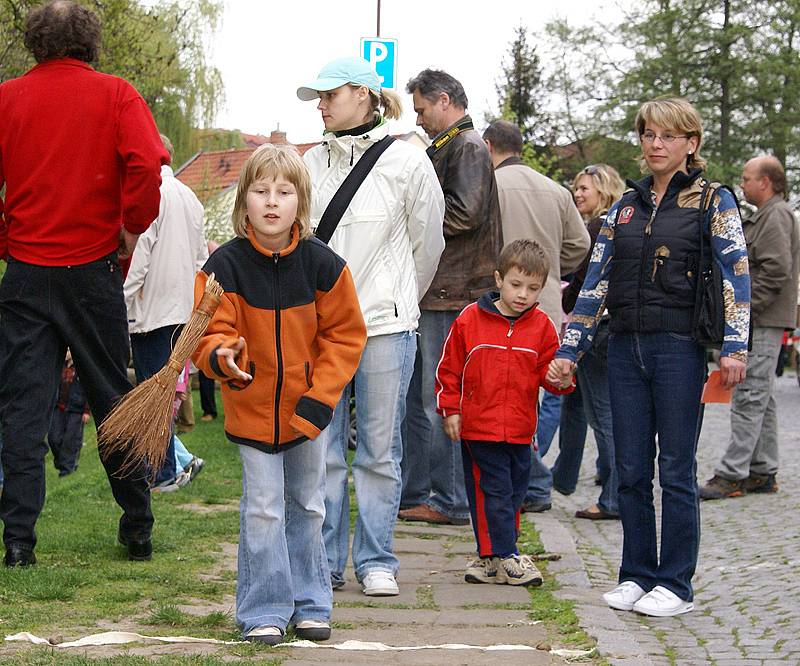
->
xmin=640 ymin=131 xmax=689 ymax=144
xmin=582 ymin=165 xmax=602 ymax=175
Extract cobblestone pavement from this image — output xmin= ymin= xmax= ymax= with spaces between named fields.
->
xmin=530 ymin=370 xmax=800 ymax=666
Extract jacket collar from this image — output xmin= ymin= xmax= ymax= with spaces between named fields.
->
xmin=160 ymin=165 xmax=174 ymax=178
xmin=477 ymin=291 xmax=539 ymax=322
xmin=496 ymin=155 xmax=524 ymax=170
xmin=750 ymin=194 xmax=784 ymax=224
xmin=246 ymin=223 xmax=300 ymax=258
xmin=322 ymin=117 xmax=389 ymax=151
xmin=29 ymin=57 xmax=94 ymax=74
xmin=626 ymin=167 xmax=704 ymax=204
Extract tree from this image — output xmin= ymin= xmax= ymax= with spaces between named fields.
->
xmin=0 ymin=0 xmax=223 ymax=166
xmin=494 ymin=24 xmax=551 ymax=144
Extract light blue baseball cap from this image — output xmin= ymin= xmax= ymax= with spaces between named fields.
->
xmin=297 ymin=56 xmax=381 ymax=101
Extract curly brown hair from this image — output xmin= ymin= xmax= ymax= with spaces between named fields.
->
xmin=24 ymin=1 xmax=101 ymax=64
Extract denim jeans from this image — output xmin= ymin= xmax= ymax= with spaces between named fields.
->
xmin=400 ymin=345 xmax=431 ymax=508
xmin=406 ymin=310 xmax=469 ymax=520
xmin=130 ymin=325 xmax=181 ymax=485
xmin=0 ymin=254 xmax=153 ymax=551
xmin=553 ymin=340 xmax=619 ymax=515
xmin=236 ymin=442 xmax=330 ymax=636
xmin=174 ymin=435 xmax=193 ymax=470
xmin=608 ymin=331 xmax=706 ymax=602
xmin=525 ymin=390 xmax=562 ymax=504
xmin=321 ymin=332 xmax=415 ymax=583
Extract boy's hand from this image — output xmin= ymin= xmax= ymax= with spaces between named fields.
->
xmin=443 ymin=414 xmax=461 ymax=442
xmin=216 ymin=337 xmax=252 ymax=382
xmin=547 ymin=358 xmax=575 ymax=389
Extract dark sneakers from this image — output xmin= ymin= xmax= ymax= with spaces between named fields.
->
xmin=743 ymin=472 xmax=779 ymax=494
xmin=118 ymin=532 xmax=153 ymax=561
xmin=4 ymin=544 xmax=36 ymax=567
xmin=699 ymin=475 xmax=745 ymax=500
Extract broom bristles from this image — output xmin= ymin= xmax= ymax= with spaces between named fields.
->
xmin=99 ymin=273 xmax=224 ymax=478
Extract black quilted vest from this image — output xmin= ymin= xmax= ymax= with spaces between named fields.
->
xmin=606 ymin=168 xmax=706 ymax=334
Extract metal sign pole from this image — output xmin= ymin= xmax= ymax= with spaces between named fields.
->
xmin=377 ymin=0 xmax=381 ymax=37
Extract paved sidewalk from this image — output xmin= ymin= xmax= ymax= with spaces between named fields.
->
xmin=530 ymin=371 xmax=800 ymax=666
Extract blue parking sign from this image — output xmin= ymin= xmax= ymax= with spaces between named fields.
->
xmin=361 ymin=38 xmax=397 ymax=89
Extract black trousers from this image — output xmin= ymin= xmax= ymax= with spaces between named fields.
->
xmin=48 ymin=409 xmax=85 ymax=473
xmin=0 ymin=254 xmax=153 ymax=550
xmin=198 ymin=371 xmax=217 ymax=417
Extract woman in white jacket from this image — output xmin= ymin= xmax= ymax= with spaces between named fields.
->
xmin=298 ymin=56 xmax=445 ymax=597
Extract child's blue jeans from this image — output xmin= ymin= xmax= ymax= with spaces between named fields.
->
xmin=236 ymin=441 xmax=331 ymax=636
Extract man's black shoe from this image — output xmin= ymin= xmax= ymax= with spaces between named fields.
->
xmin=4 ymin=545 xmax=36 ymax=567
xmin=118 ymin=532 xmax=152 ymax=561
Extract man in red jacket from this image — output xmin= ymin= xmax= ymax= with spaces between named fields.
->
xmin=0 ymin=1 xmax=168 ymax=566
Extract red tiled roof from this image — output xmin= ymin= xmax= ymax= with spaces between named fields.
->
xmin=175 ymin=149 xmax=255 ymax=203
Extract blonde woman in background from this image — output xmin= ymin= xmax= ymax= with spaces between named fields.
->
xmin=552 ymin=164 xmax=625 ymax=520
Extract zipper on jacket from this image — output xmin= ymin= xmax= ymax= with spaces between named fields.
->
xmin=273 ymin=253 xmax=283 ymax=445
xmin=507 ymin=320 xmax=515 ymax=338
xmin=638 ymin=200 xmax=659 ymax=329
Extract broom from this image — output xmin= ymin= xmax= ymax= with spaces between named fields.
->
xmin=98 ymin=273 xmax=224 ymax=477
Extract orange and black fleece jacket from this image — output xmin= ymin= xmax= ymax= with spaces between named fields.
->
xmin=192 ymin=225 xmax=366 ymax=454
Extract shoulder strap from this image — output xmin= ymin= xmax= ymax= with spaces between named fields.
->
xmin=697 ymin=178 xmax=715 ymax=266
xmin=315 ymin=135 xmax=396 ymax=245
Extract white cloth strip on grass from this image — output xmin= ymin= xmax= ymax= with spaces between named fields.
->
xmin=5 ymin=631 xmax=594 ymax=656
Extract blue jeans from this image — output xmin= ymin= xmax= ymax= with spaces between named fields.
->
xmin=321 ymin=332 xmax=415 ymax=583
xmin=409 ymin=310 xmax=469 ymax=520
xmin=553 ymin=338 xmax=619 ymax=515
xmin=400 ymin=345 xmax=431 ymax=508
xmin=130 ymin=325 xmax=180 ymax=484
xmin=236 ymin=442 xmax=330 ymax=635
xmin=525 ymin=390 xmax=561 ymax=504
xmin=174 ymin=435 xmax=193 ymax=470
xmin=608 ymin=331 xmax=705 ymax=602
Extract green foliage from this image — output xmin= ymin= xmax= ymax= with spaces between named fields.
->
xmin=532 ymin=0 xmax=800 ymax=193
xmin=0 ymin=0 xmax=223 ymax=167
xmin=494 ymin=24 xmax=550 ymax=144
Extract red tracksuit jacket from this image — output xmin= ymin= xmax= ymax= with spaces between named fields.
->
xmin=435 ymin=292 xmax=574 ymax=445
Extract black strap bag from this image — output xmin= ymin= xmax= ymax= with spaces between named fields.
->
xmin=314 ymin=135 xmax=395 ymax=245
xmin=692 ymin=180 xmax=725 ymax=348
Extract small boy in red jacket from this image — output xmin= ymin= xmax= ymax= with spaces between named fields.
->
xmin=436 ymin=239 xmax=574 ymax=586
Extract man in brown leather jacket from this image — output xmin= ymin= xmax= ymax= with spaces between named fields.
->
xmin=399 ymin=69 xmax=503 ymax=525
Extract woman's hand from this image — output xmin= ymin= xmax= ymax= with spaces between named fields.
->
xmin=547 ymin=358 xmax=575 ymax=389
xmin=443 ymin=414 xmax=461 ymax=442
xmin=719 ymin=355 xmax=746 ymax=389
xmin=215 ymin=337 xmax=252 ymax=382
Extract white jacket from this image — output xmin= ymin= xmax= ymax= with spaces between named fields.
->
xmin=124 ymin=165 xmax=209 ymax=333
xmin=305 ymin=122 xmax=445 ymax=337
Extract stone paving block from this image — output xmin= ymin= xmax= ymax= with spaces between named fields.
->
xmin=432 ymin=582 xmax=532 ymax=608
xmin=331 ymin=607 xmax=535 ymax=627
xmin=393 ymin=537 xmax=448 ymax=556
xmin=393 ymin=524 xmax=472 ymax=538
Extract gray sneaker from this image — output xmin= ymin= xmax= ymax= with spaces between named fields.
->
xmin=497 ymin=554 xmax=543 ymax=586
xmin=185 ymin=456 xmax=205 ymax=482
xmin=464 ymin=557 xmax=499 ymax=584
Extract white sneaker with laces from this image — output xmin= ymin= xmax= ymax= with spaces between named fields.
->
xmin=497 ymin=554 xmax=543 ymax=586
xmin=603 ymin=581 xmax=647 ymax=611
xmin=633 ymin=585 xmax=694 ymax=617
xmin=245 ymin=625 xmax=283 ymax=645
xmin=361 ymin=570 xmax=399 ymax=596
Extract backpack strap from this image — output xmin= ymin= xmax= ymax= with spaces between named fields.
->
xmin=315 ymin=135 xmax=396 ymax=245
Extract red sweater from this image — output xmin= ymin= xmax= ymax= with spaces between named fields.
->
xmin=0 ymin=58 xmax=168 ymax=265
xmin=436 ymin=292 xmax=574 ymax=445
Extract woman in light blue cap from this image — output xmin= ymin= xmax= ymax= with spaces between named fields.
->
xmin=298 ymin=57 xmax=445 ymax=597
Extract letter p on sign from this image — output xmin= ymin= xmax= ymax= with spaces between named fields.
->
xmin=361 ymin=38 xmax=397 ymax=89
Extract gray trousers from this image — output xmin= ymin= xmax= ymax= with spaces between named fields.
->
xmin=716 ymin=326 xmax=784 ymax=480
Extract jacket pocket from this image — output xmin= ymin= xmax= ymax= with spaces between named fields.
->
xmin=281 ymin=361 xmax=312 ymax=429
xmin=656 ymin=256 xmax=696 ymax=305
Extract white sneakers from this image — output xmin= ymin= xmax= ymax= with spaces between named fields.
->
xmin=603 ymin=581 xmax=647 ymax=611
xmin=361 ymin=570 xmax=399 ymax=596
xmin=633 ymin=586 xmax=694 ymax=617
xmin=604 ymin=581 xmax=694 ymax=617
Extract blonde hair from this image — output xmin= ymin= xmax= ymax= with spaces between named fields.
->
xmin=232 ymin=144 xmax=312 ymax=240
xmin=572 ymin=164 xmax=626 ymax=220
xmin=635 ymin=97 xmax=707 ymax=171
xmin=344 ymin=84 xmax=402 ymax=121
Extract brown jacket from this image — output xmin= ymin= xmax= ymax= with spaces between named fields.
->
xmin=742 ymin=195 xmax=800 ymax=328
xmin=420 ymin=116 xmax=503 ymax=311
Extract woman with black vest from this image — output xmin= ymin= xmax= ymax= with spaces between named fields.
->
xmin=548 ymin=98 xmax=751 ymax=617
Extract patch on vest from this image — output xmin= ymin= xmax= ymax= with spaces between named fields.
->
xmin=618 ymin=206 xmax=635 ymax=224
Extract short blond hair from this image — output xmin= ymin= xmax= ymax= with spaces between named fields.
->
xmin=635 ymin=97 xmax=707 ymax=171
xmin=572 ymin=164 xmax=626 ymax=219
xmin=232 ymin=144 xmax=312 ymax=240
